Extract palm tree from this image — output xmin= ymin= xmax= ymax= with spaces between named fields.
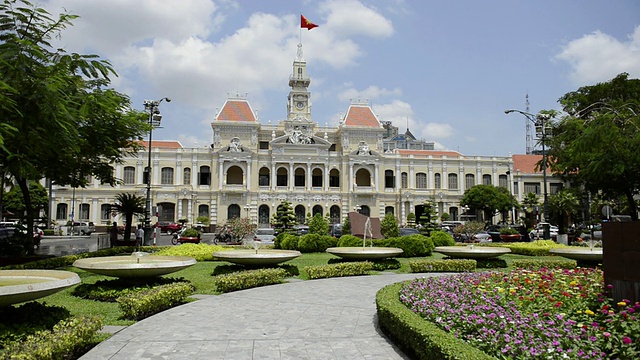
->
xmin=550 ymin=190 xmax=580 ymax=234
xmin=111 ymin=193 xmax=145 ymax=241
xmin=521 ymin=192 xmax=540 ymax=230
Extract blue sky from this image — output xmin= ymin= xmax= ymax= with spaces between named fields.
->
xmin=42 ymin=0 xmax=640 ymax=156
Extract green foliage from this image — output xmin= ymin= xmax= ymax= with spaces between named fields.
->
xmin=440 ymin=212 xmax=451 ymax=221
xmin=453 ymin=221 xmax=485 ymax=241
xmin=308 ymin=213 xmax=329 ymax=235
xmin=111 ymin=193 xmax=145 ymax=241
xmin=181 ymin=228 xmax=200 ymax=238
xmin=195 ymin=216 xmax=210 ymax=226
xmin=409 ymin=259 xmax=477 ymax=272
xmin=475 ymin=258 xmax=508 ymax=269
xmin=376 ymin=282 xmax=496 ymax=360
xmin=0 ymin=302 xmax=70 ymax=348
xmin=499 ymin=226 xmax=518 ymax=235
xmin=460 ymin=184 xmax=513 ymax=223
xmin=117 ymin=282 xmax=195 ymax=320
xmin=342 ymin=216 xmax=351 ymax=235
xmin=297 ymin=234 xmax=335 ymax=253
xmin=381 ymin=211 xmax=399 ymax=238
xmin=550 ymin=73 xmax=640 ymax=220
xmin=72 ymin=277 xmax=191 ymax=302
xmin=371 ymin=258 xmax=401 ymax=271
xmin=213 ymin=268 xmax=288 ymax=293
xmin=280 ymin=233 xmax=299 ymax=250
xmin=489 ymin=239 xmax=567 ymax=256
xmin=153 ymin=243 xmax=226 ymax=261
xmin=304 ymin=261 xmax=374 ymax=279
xmin=417 ymin=200 xmax=439 ymax=236
xmin=377 ymin=234 xmax=434 ymax=257
xmin=1 ymin=316 xmax=104 ymax=360
xmin=2 ymin=181 xmax=48 ymax=215
xmin=429 ymin=230 xmax=455 ymax=247
xmin=225 ymin=217 xmax=256 ymax=242
xmin=406 ymin=212 xmax=416 ymax=227
xmin=271 ymin=200 xmax=297 ymax=234
xmin=337 ymin=234 xmax=370 ymax=247
xmin=511 ymin=259 xmax=577 ymax=270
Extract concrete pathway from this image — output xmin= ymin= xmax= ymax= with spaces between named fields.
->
xmin=80 ymin=273 xmax=437 ymax=360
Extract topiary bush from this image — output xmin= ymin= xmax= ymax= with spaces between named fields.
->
xmin=429 ymin=230 xmax=455 ymax=247
xmin=297 ymin=234 xmax=336 ymax=253
xmin=379 ymin=235 xmax=434 ymax=257
xmin=337 ymin=234 xmax=370 ymax=247
xmin=117 ymin=282 xmax=195 ymax=320
xmin=213 ymin=268 xmax=288 ymax=293
xmin=279 ymin=233 xmax=299 ymax=250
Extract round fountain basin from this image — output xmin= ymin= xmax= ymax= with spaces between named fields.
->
xmin=550 ymin=247 xmax=603 ymax=262
xmin=0 ymin=270 xmax=81 ymax=307
xmin=326 ymin=247 xmax=403 ymax=260
xmin=213 ymin=249 xmax=301 ymax=266
xmin=434 ymin=246 xmax=511 ymax=259
xmin=73 ymin=255 xmax=197 ymax=278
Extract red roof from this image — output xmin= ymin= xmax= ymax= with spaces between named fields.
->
xmin=512 ymin=154 xmax=542 ymax=174
xmin=140 ymin=140 xmax=183 ymax=149
xmin=343 ymin=105 xmax=380 ymax=127
xmin=216 ymin=99 xmax=256 ymax=122
xmin=395 ymin=149 xmax=462 ymax=157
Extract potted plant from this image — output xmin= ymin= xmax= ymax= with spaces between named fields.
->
xmin=179 ymin=228 xmax=201 ymax=244
xmin=499 ymin=226 xmax=521 ymax=242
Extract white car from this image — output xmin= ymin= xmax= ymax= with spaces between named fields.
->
xmin=529 ymin=223 xmax=558 ymax=240
xmin=472 ymin=231 xmax=492 ymax=243
xmin=253 ymin=228 xmax=276 ymax=244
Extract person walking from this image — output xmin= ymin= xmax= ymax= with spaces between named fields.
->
xmin=135 ymin=225 xmax=144 ymax=246
xmin=109 ymin=222 xmax=119 ymax=248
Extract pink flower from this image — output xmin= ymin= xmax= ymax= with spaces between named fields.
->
xmin=603 ymin=332 xmax=611 ymax=338
xmin=622 ymin=336 xmax=632 ymax=344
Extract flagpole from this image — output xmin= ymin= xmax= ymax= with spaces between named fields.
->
xmin=299 ymin=13 xmax=302 ymax=44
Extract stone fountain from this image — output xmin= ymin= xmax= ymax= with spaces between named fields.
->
xmin=0 ymin=269 xmax=81 ymax=306
xmin=326 ymin=212 xmax=403 ymax=260
xmin=73 ymin=252 xmax=197 ymax=278
xmin=213 ymin=241 xmax=302 ymax=266
xmin=549 ymin=240 xmax=603 ymax=262
xmin=434 ymin=245 xmax=511 ymax=259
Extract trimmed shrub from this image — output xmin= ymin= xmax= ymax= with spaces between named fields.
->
xmin=429 ymin=230 xmax=455 ymax=247
xmin=117 ymin=282 xmax=195 ymax=320
xmin=0 ymin=302 xmax=70 ymax=348
xmin=511 ymin=258 xmax=577 ymax=270
xmin=298 ymin=233 xmax=321 ymax=253
xmin=409 ymin=259 xmax=476 ymax=273
xmin=475 ymin=258 xmax=507 ymax=269
xmin=279 ymin=233 xmax=299 ymax=250
xmin=337 ymin=234 xmax=369 ymax=247
xmin=488 ymin=240 xmax=566 ymax=256
xmin=1 ymin=315 xmax=104 ymax=360
xmin=378 ymin=235 xmax=434 ymax=257
xmin=376 ymin=282 xmax=495 ymax=360
xmin=213 ymin=268 xmax=288 ymax=293
xmin=153 ymin=243 xmax=226 ymax=261
xmin=304 ymin=261 xmax=373 ymax=279
xmin=371 ymin=258 xmax=401 ymax=271
xmin=72 ymin=277 xmax=191 ymax=302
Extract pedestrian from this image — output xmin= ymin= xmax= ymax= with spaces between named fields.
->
xmin=136 ymin=225 xmax=144 ymax=246
xmin=109 ymin=222 xmax=119 ymax=248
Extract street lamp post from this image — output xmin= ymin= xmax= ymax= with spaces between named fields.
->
xmin=143 ymin=97 xmax=171 ymax=245
xmin=505 ymin=109 xmax=551 ymax=239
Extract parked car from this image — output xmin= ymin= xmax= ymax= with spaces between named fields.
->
xmin=485 ymin=225 xmax=502 ymax=242
xmin=329 ymin=224 xmax=343 ymax=238
xmin=254 ymin=228 xmax=276 ymax=243
xmin=472 ymin=231 xmax=492 ymax=243
xmin=399 ymin=227 xmax=420 ymax=236
xmin=293 ymin=224 xmax=309 ymax=235
xmin=529 ymin=223 xmax=558 ymax=240
xmin=71 ymin=221 xmax=95 ymax=235
xmin=157 ymin=221 xmax=182 ymax=234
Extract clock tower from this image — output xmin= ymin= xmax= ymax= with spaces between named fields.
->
xmin=287 ymin=43 xmax=312 ymax=122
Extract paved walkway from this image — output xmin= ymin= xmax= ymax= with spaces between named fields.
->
xmin=80 ymin=273 xmax=437 ymax=360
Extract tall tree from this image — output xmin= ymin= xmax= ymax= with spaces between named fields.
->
xmin=547 ymin=73 xmax=640 ymax=220
xmin=460 ymin=185 xmax=512 ymax=224
xmin=111 ymin=193 xmax=145 ymax=241
xmin=380 ymin=211 xmax=399 ymax=238
xmin=549 ymin=189 xmax=580 ymax=234
xmin=271 ymin=201 xmax=297 ymax=235
xmin=0 ymin=1 xmax=149 ymax=253
xmin=308 ymin=213 xmax=329 ymax=235
xmin=2 ymin=181 xmax=48 ymax=219
xmin=521 ymin=192 xmax=540 ymax=229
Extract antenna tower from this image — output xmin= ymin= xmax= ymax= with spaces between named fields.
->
xmin=525 ymin=94 xmax=533 ymax=154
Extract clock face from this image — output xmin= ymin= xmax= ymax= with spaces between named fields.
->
xmin=296 ymin=101 xmax=305 ymax=110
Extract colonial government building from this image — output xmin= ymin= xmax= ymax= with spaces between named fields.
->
xmin=49 ymin=44 xmax=556 ymax=229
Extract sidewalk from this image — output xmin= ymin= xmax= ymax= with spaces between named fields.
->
xmin=80 ymin=273 xmax=437 ymax=359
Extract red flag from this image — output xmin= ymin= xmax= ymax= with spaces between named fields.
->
xmin=301 ymin=14 xmax=318 ymax=30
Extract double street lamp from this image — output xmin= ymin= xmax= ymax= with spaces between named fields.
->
xmin=143 ymin=97 xmax=170 ymax=245
xmin=505 ymin=109 xmax=551 ymax=239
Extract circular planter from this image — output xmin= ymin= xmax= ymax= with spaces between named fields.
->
xmin=499 ymin=234 xmax=521 ymax=242
xmin=213 ymin=249 xmax=301 ymax=266
xmin=0 ymin=270 xmax=81 ymax=306
xmin=434 ymin=245 xmax=511 ymax=259
xmin=73 ymin=254 xmax=197 ymax=278
xmin=179 ymin=236 xmax=200 ymax=244
xmin=325 ymin=247 xmax=403 ymax=260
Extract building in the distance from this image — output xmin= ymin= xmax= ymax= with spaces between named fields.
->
xmin=48 ymin=44 xmax=559 ymax=229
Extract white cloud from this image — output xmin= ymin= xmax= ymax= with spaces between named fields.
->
xmin=319 ymin=0 xmax=394 ymax=39
xmin=337 ymin=85 xmax=402 ymax=102
xmin=556 ymin=26 xmax=640 ymax=85
xmin=371 ymin=100 xmax=454 ymax=142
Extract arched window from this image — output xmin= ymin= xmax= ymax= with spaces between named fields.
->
xmin=276 ymin=167 xmax=288 ymax=186
xmin=449 ymin=206 xmax=459 ymax=221
xmin=294 ymin=168 xmax=306 ymax=187
xmin=385 ymin=170 xmax=395 ymax=188
xmin=434 ymin=173 xmax=441 ymax=189
xmin=312 ymin=205 xmax=323 ymax=217
xmin=499 ymin=174 xmax=508 ymax=188
xmin=465 ymin=174 xmax=475 ymax=190
xmin=385 ymin=206 xmax=394 ymax=215
xmin=56 ymin=203 xmax=67 ymax=220
xmin=199 ymin=166 xmax=211 ymax=185
xmin=330 ymin=205 xmax=341 ymax=224
xmin=226 ymin=165 xmax=244 ymax=185
xmin=258 ymin=205 xmax=270 ymax=227
xmin=358 ymin=205 xmax=370 ymax=217
xmin=329 ymin=169 xmax=340 ymax=188
xmin=227 ymin=204 xmax=241 ymax=219
xmin=123 ymin=166 xmax=135 ymax=185
xmin=198 ymin=204 xmax=209 ymax=218
xmin=295 ymin=205 xmax=306 ymax=224
xmin=259 ymin=167 xmax=270 ymax=186
xmin=161 ymin=167 xmax=174 ymax=185
xmin=401 ymin=172 xmax=408 ymax=189
xmin=312 ymin=168 xmax=323 ymax=187
xmin=79 ymin=203 xmax=90 ymax=220
xmin=355 ymin=169 xmax=371 ymax=186
xmin=416 ymin=173 xmax=427 ymax=189
xmin=483 ymin=174 xmax=492 ymax=185
xmin=183 ymin=168 xmax=191 ymax=185
xmin=448 ymin=173 xmax=458 ymax=190
xmin=101 ymin=204 xmax=111 ymax=221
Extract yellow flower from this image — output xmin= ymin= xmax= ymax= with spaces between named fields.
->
xmin=585 ymin=309 xmax=594 ymax=316
xmin=576 ymin=310 xmax=583 ymax=314
xmin=617 ymin=301 xmax=627 ymax=307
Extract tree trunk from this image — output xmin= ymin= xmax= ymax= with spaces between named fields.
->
xmin=17 ymin=177 xmax=34 ymax=255
xmin=625 ymin=191 xmax=638 ymax=221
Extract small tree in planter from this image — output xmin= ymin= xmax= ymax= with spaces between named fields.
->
xmin=453 ymin=221 xmax=485 ymax=243
xmin=499 ymin=226 xmax=521 ymax=242
xmin=225 ymin=217 xmax=256 ymax=243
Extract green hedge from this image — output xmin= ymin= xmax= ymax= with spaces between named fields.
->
xmin=409 ymin=259 xmax=476 ymax=273
xmin=376 ymin=235 xmax=434 ymax=257
xmin=511 ymin=258 xmax=577 ymax=270
xmin=488 ymin=240 xmax=566 ymax=256
xmin=429 ymin=230 xmax=456 ymax=247
xmin=376 ymin=282 xmax=496 ymax=360
xmin=213 ymin=268 xmax=288 ymax=293
xmin=0 ymin=316 xmax=104 ymax=360
xmin=297 ymin=234 xmax=337 ymax=253
xmin=304 ymin=261 xmax=373 ymax=279
xmin=117 ymin=282 xmax=195 ymax=321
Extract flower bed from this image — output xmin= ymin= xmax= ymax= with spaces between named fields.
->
xmin=399 ymin=268 xmax=639 ymax=359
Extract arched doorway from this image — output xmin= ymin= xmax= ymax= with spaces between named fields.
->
xmin=312 ymin=205 xmax=323 ymax=217
xmin=294 ymin=205 xmax=306 ymax=224
xmin=258 ymin=205 xmax=270 ymax=227
xmin=355 ymin=168 xmax=371 ymax=186
xmin=228 ymin=204 xmax=241 ymax=220
xmin=358 ymin=205 xmax=370 ymax=217
xmin=330 ymin=205 xmax=341 ymax=224
xmin=157 ymin=202 xmax=176 ymax=222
